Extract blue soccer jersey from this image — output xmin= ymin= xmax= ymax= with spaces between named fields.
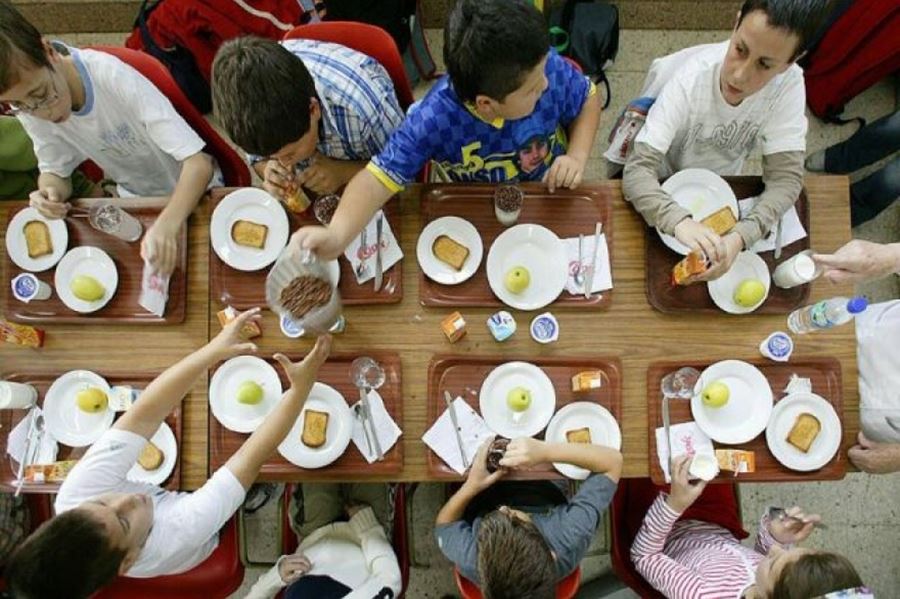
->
xmin=367 ymin=50 xmax=595 ymax=192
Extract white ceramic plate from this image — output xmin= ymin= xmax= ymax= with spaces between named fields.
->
xmin=657 ymin=169 xmax=739 ymax=255
xmin=416 ymin=216 xmax=483 ymax=285
xmin=54 ymin=246 xmax=118 ymax=313
xmin=691 ymin=360 xmax=773 ymax=444
xmin=126 ymin=422 xmax=177 ymax=485
xmin=43 ymin=370 xmax=114 ymax=447
xmin=211 ymin=188 xmax=289 ymax=271
xmin=209 ymin=356 xmax=283 ymax=433
xmin=708 ymin=251 xmax=771 ymax=314
xmin=479 ymin=361 xmax=556 ymax=439
xmin=5 ymin=207 xmax=68 ymax=272
xmin=277 ymin=382 xmax=352 ymax=469
xmin=545 ymin=402 xmax=622 ymax=480
xmin=486 ymin=224 xmax=567 ymax=311
xmin=766 ymin=392 xmax=841 ymax=472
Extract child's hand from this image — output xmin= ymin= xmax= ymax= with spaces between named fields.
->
xmin=694 ymin=232 xmax=743 ymax=282
xmin=499 ymin=437 xmax=547 ymax=470
xmin=262 ymin=160 xmax=294 ymax=200
xmin=141 ymin=220 xmax=179 ymax=276
xmin=274 ymin=335 xmax=332 ymax=390
xmin=674 ymin=218 xmax=724 ymax=263
xmin=768 ymin=506 xmax=820 ymax=544
xmin=297 ymin=154 xmax=344 ymax=195
xmin=208 ymin=307 xmax=260 ymax=360
xmin=29 ymin=187 xmax=69 ymax=219
xmin=278 ymin=550 xmax=312 ymax=584
xmin=290 ymin=226 xmax=345 ymax=261
xmin=463 ymin=437 xmax=506 ymax=493
xmin=666 ymin=455 xmax=707 ymax=513
xmin=543 ymin=154 xmax=584 ymax=193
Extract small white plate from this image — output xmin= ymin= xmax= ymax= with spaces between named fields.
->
xmin=657 ymin=169 xmax=739 ymax=255
xmin=708 ymin=251 xmax=771 ymax=314
xmin=43 ymin=370 xmax=114 ymax=447
xmin=126 ymin=422 xmax=177 ymax=485
xmin=486 ymin=224 xmax=567 ymax=311
xmin=691 ymin=360 xmax=773 ymax=444
xmin=278 ymin=382 xmax=352 ymax=469
xmin=545 ymin=402 xmax=622 ymax=480
xmin=479 ymin=361 xmax=556 ymax=439
xmin=211 ymin=188 xmax=289 ymax=272
xmin=54 ymin=246 xmax=118 ymax=313
xmin=416 ymin=216 xmax=483 ymax=285
xmin=766 ymin=392 xmax=841 ymax=472
xmin=5 ymin=207 xmax=68 ymax=272
xmin=209 ymin=356 xmax=283 ymax=433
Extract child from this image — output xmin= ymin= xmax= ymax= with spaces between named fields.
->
xmin=0 ymin=0 xmax=218 ymax=276
xmin=290 ymin=0 xmax=602 ymax=260
xmin=435 ymin=436 xmax=622 ymax=597
xmin=622 ymin=0 xmax=827 ymax=280
xmin=211 ymin=36 xmax=404 ymax=201
xmin=6 ymin=309 xmax=332 ymax=599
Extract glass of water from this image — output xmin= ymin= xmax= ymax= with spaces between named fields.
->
xmin=661 ymin=367 xmax=701 ymax=400
xmin=88 ymin=203 xmax=143 ymax=242
xmin=349 ymin=357 xmax=386 ymax=391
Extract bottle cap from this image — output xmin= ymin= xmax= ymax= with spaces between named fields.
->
xmin=530 ymin=312 xmax=559 ymax=344
xmin=847 ymin=297 xmax=868 ymax=314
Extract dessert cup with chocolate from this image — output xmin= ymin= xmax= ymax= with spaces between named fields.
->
xmin=266 ymin=245 xmax=342 ymax=334
xmin=485 ymin=436 xmax=510 ymax=473
xmin=493 ymin=185 xmax=524 ymax=226
xmin=313 ymin=194 xmax=340 ymax=225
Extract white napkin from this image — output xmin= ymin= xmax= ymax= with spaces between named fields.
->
xmin=350 ymin=390 xmax=402 ymax=464
xmin=343 ymin=210 xmax=403 ymax=284
xmin=655 ymin=421 xmax=715 ymax=483
xmin=784 ymin=375 xmax=812 ymax=395
xmin=422 ymin=397 xmax=494 ymax=475
xmin=6 ymin=408 xmax=58 ymax=465
xmin=738 ymin=196 xmax=807 ymax=253
xmin=564 ymin=233 xmax=613 ymax=295
xmin=138 ymin=260 xmax=170 ymax=317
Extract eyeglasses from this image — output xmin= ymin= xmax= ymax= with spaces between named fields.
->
xmin=6 ymin=67 xmax=61 ymax=114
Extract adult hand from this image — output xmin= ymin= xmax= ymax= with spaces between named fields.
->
xmin=262 ymin=160 xmax=294 ymax=201
xmin=274 ymin=335 xmax=332 ymax=390
xmin=768 ymin=506 xmax=820 ymax=544
xmin=499 ymin=437 xmax=547 ymax=470
xmin=297 ymin=154 xmax=344 ymax=195
xmin=141 ymin=220 xmax=179 ymax=276
xmin=849 ymin=431 xmax=900 ymax=474
xmin=29 ymin=187 xmax=69 ymax=219
xmin=278 ymin=551 xmax=312 ymax=585
xmin=666 ymin=455 xmax=707 ymax=513
xmin=543 ymin=154 xmax=585 ymax=193
xmin=813 ymin=240 xmax=900 ymax=284
xmin=695 ymin=232 xmax=743 ymax=281
xmin=674 ymin=218 xmax=724 ymax=263
xmin=289 ymin=226 xmax=346 ymax=261
xmin=208 ymin=307 xmax=261 ymax=360
xmin=462 ymin=437 xmax=506 ymax=494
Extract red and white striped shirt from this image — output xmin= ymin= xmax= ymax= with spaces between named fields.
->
xmin=632 ymin=494 xmax=782 ymax=599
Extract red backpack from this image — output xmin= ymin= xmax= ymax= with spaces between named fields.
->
xmin=802 ymin=0 xmax=900 ymax=123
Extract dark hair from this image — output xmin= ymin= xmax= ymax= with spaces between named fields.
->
xmin=0 ymin=0 xmax=50 ymax=93
xmin=444 ymin=0 xmax=549 ymax=103
xmin=211 ymin=36 xmax=317 ymax=157
xmin=772 ymin=552 xmax=864 ymax=599
xmin=476 ymin=510 xmax=556 ymax=599
xmin=737 ymin=0 xmax=829 ymax=59
xmin=6 ymin=510 xmax=126 ymax=599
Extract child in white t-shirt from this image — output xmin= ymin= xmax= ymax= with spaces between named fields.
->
xmin=623 ymin=0 xmax=827 ymax=281
xmin=6 ymin=309 xmax=332 ymax=599
xmin=0 ymin=2 xmax=219 ymax=276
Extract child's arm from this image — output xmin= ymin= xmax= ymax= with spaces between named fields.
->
xmin=500 ymin=437 xmax=623 ymax=482
xmin=436 ymin=438 xmax=505 ymax=525
xmin=30 ymin=171 xmax=73 ymax=219
xmin=115 ymin=307 xmax=261 ymax=440
xmin=345 ymin=507 xmax=403 ymax=599
xmin=733 ymin=150 xmax=804 ymax=249
xmin=225 ymin=336 xmax=331 ymax=489
xmin=545 ymin=90 xmax=602 ymax=193
xmin=141 ymin=151 xmax=213 ymax=275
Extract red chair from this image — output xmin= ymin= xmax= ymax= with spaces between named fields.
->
xmin=283 ymin=22 xmax=415 ymax=111
xmin=86 ymin=45 xmax=251 ymax=187
xmin=454 ymin=565 xmax=581 ymax=599
xmin=93 ymin=516 xmax=244 ymax=599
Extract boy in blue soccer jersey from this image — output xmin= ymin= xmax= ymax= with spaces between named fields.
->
xmin=291 ymin=0 xmax=602 ymax=259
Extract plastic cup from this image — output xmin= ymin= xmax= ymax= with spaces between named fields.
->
xmin=493 ymin=185 xmax=524 ymax=226
xmin=773 ymin=250 xmax=820 ymax=289
xmin=11 ymin=273 xmax=52 ymax=303
xmin=88 ymin=203 xmax=143 ymax=242
xmin=0 ymin=381 xmax=38 ymax=409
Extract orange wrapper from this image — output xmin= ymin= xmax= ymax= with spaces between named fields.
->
xmin=0 ymin=318 xmax=44 ymax=348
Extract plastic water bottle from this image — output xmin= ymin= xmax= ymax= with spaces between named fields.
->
xmin=787 ymin=296 xmax=869 ymax=334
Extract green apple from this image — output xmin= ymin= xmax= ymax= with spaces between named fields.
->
xmin=733 ymin=278 xmax=766 ymax=308
xmin=236 ymin=381 xmax=264 ymax=405
xmin=506 ymin=386 xmax=532 ymax=412
xmin=76 ymin=387 xmax=108 ymax=413
xmin=70 ymin=275 xmax=105 ymax=302
xmin=701 ymin=381 xmax=729 ymax=408
xmin=504 ymin=266 xmax=530 ymax=294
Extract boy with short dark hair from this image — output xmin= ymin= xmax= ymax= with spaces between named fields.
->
xmin=622 ymin=0 xmax=827 ymax=281
xmin=211 ymin=36 xmax=404 ymax=201
xmin=291 ymin=0 xmax=602 ymax=260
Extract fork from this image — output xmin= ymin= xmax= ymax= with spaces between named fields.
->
xmin=355 ymin=227 xmax=369 ymax=280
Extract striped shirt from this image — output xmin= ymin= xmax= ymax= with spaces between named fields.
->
xmin=247 ymin=38 xmax=403 ymax=167
xmin=632 ymin=494 xmax=782 ymax=599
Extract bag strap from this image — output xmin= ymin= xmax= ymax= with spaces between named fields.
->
xmin=595 ymin=69 xmax=611 ymax=110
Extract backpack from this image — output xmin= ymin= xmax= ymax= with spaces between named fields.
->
xmin=801 ymin=0 xmax=900 ymax=124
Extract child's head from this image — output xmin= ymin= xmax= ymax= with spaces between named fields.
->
xmin=7 ymin=492 xmax=154 ymax=598
xmin=476 ymin=507 xmax=556 ymax=599
xmin=0 ymin=0 xmax=72 ymax=122
xmin=721 ymin=0 xmax=826 ymax=105
xmin=444 ymin=0 xmax=549 ymax=121
xmin=755 ymin=545 xmax=863 ymax=598
xmin=212 ymin=36 xmax=320 ymax=165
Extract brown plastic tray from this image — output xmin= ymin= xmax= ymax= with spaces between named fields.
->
xmin=0 ymin=370 xmax=182 ymax=493
xmin=2 ymin=204 xmax=187 ymax=324
xmin=419 ymin=183 xmax=614 ymax=309
xmin=208 ymin=352 xmax=402 ymax=479
xmin=647 ymin=358 xmax=845 ymax=484
xmin=208 ymin=188 xmax=402 ymax=309
xmin=645 ymin=177 xmax=810 ymax=314
xmin=426 ymin=354 xmax=622 ymax=479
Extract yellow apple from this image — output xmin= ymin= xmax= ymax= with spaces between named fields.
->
xmin=504 ymin=266 xmax=530 ymax=294
xmin=236 ymin=381 xmax=264 ymax=405
xmin=734 ymin=278 xmax=766 ymax=308
xmin=70 ymin=275 xmax=105 ymax=302
xmin=506 ymin=387 xmax=532 ymax=412
xmin=76 ymin=387 xmax=108 ymax=413
xmin=701 ymin=381 xmax=729 ymax=408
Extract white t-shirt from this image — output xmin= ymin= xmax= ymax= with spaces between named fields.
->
xmin=635 ymin=41 xmax=807 ymax=176
xmin=857 ymin=300 xmax=900 ymax=443
xmin=55 ymin=428 xmax=246 ymax=578
xmin=18 ymin=44 xmax=207 ymax=197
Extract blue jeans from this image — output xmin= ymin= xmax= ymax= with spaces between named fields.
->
xmin=824 ymin=110 xmax=900 ymax=226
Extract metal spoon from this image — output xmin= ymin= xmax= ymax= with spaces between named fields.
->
xmin=355 ymin=228 xmax=369 ymax=280
xmin=574 ymin=234 xmax=585 ymax=287
xmin=353 ymin=404 xmax=373 ymax=455
xmin=15 ymin=412 xmax=44 ymax=497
